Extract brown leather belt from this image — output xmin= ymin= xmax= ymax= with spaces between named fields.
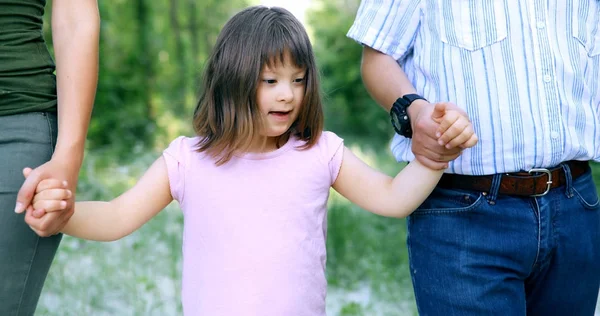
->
xmin=438 ymin=160 xmax=590 ymax=197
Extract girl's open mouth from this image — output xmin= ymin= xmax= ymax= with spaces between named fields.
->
xmin=269 ymin=110 xmax=292 ymax=119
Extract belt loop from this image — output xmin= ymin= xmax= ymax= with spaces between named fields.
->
xmin=562 ymin=162 xmax=574 ymax=198
xmin=487 ymin=174 xmax=502 ymax=204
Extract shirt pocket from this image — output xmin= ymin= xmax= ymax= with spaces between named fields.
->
xmin=429 ymin=0 xmax=508 ymax=51
xmin=572 ymin=1 xmax=600 ymax=57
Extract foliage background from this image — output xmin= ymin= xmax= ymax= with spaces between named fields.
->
xmin=37 ymin=0 xmax=600 ymax=315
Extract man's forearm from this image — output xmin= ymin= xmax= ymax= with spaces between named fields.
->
xmin=360 ymin=45 xmax=461 ymax=169
xmin=360 ymin=46 xmax=422 ymax=112
xmin=51 ymin=0 xmax=100 ymax=164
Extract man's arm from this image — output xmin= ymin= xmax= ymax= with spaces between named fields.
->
xmin=360 ymin=46 xmax=462 ymax=169
xmin=360 ymin=46 xmax=420 ymax=111
xmin=15 ymin=0 xmax=100 ymax=237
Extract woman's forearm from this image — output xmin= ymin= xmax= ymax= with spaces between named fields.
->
xmin=51 ymin=0 xmax=100 ymax=164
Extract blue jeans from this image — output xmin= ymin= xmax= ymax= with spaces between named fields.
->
xmin=407 ymin=165 xmax=600 ymax=315
xmin=0 ymin=112 xmax=61 ymax=316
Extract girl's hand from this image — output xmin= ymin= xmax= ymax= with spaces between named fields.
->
xmin=16 ymin=162 xmax=78 ymax=237
xmin=408 ymin=101 xmax=463 ymax=170
xmin=31 ymin=178 xmax=72 ymax=214
xmin=431 ymin=102 xmax=478 ymax=149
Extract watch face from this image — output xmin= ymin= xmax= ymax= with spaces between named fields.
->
xmin=390 ymin=102 xmax=412 ymax=137
xmin=390 ymin=110 xmax=408 ymax=135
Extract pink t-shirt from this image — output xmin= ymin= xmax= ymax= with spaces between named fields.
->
xmin=162 ymin=131 xmax=344 ymax=315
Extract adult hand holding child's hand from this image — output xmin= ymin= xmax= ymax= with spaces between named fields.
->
xmin=431 ymin=102 xmax=478 ymax=150
xmin=15 ymin=162 xmax=76 ymax=237
xmin=409 ymin=101 xmax=468 ymax=169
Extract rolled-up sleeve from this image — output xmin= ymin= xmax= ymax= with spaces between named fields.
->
xmin=347 ymin=0 xmax=422 ymax=61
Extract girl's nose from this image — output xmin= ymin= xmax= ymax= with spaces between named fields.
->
xmin=277 ymin=84 xmax=294 ymax=102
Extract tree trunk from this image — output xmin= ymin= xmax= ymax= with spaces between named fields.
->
xmin=136 ymin=0 xmax=155 ymax=121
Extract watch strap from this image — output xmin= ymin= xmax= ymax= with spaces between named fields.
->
xmin=390 ymin=94 xmax=427 ymax=138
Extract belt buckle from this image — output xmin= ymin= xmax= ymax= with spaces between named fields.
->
xmin=528 ymin=168 xmax=552 ymax=197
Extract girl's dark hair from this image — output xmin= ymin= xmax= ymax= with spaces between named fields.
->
xmin=192 ymin=6 xmax=324 ymax=165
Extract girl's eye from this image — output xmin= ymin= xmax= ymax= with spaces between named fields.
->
xmin=263 ymin=79 xmax=276 ymax=84
xmin=294 ymin=77 xmax=305 ymax=83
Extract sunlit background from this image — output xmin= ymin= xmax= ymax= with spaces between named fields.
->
xmin=35 ymin=0 xmax=600 ymax=315
xmin=260 ymin=0 xmax=312 ymax=23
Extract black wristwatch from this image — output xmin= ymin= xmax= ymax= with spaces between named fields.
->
xmin=390 ymin=94 xmax=427 ymax=138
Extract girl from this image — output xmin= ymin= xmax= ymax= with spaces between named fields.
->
xmin=27 ymin=5 xmax=477 ymax=316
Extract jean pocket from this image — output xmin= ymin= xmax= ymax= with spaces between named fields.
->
xmin=42 ymin=112 xmax=58 ymax=152
xmin=413 ymin=187 xmax=485 ymax=215
xmin=0 ymin=113 xmax=56 ymax=192
xmin=428 ymin=0 xmax=508 ymax=51
xmin=572 ymin=171 xmax=600 ymax=210
xmin=572 ymin=1 xmax=600 ymax=57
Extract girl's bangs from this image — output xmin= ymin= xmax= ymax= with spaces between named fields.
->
xmin=261 ymin=24 xmax=311 ymax=69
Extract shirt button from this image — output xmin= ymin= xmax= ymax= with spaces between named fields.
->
xmin=543 ymin=75 xmax=552 ymax=82
xmin=537 ymin=22 xmax=546 ymax=29
xmin=551 ymin=131 xmax=559 ymax=139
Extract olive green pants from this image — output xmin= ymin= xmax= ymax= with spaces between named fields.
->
xmin=0 ymin=112 xmax=61 ymax=316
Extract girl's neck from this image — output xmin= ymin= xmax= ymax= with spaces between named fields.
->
xmin=247 ymin=134 xmax=290 ymax=153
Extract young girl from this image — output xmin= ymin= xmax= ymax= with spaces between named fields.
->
xmin=26 ymin=6 xmax=477 ymax=315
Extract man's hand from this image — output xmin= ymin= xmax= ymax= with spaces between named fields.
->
xmin=409 ymin=101 xmax=466 ymax=169
xmin=14 ymin=159 xmax=79 ymax=237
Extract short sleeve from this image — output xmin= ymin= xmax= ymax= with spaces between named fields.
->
xmin=162 ymin=136 xmax=188 ymax=204
xmin=346 ymin=0 xmax=422 ymax=61
xmin=318 ymin=132 xmax=345 ymax=185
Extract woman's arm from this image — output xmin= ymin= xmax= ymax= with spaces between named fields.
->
xmin=15 ymin=0 xmax=100 ymax=237
xmin=51 ymin=0 xmax=99 ymax=163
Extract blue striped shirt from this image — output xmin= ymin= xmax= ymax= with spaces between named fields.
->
xmin=348 ymin=0 xmax=600 ymax=175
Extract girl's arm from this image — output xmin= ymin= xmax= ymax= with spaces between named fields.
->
xmin=333 ymin=105 xmax=477 ymax=218
xmin=29 ymin=157 xmax=174 ymax=241
xmin=332 ymin=149 xmax=442 ymax=218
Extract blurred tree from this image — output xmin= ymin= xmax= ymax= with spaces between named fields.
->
xmin=42 ymin=0 xmax=392 ymax=158
xmin=44 ymin=0 xmax=248 ymax=160
xmin=309 ymin=0 xmax=394 ymax=151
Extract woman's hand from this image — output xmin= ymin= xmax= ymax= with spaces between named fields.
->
xmin=15 ymin=157 xmax=80 ymax=237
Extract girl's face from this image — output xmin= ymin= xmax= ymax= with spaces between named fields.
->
xmin=256 ymin=55 xmax=306 ymax=148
